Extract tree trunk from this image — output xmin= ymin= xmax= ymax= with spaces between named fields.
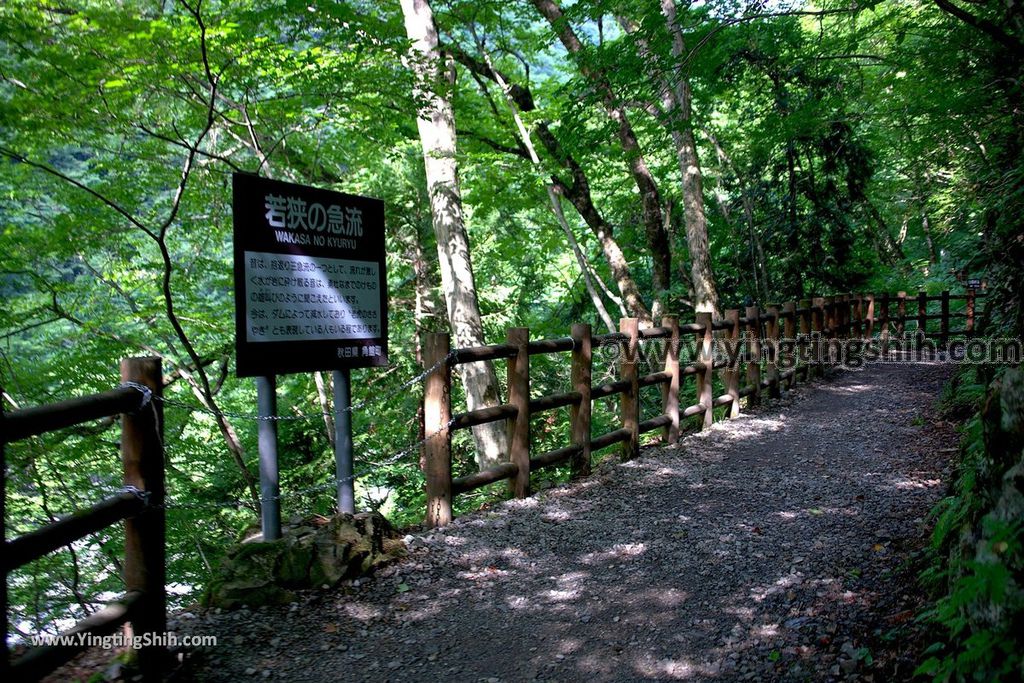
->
xmin=922 ymin=211 xmax=938 ymax=265
xmin=530 ymin=0 xmax=671 ymax=317
xmin=705 ymin=127 xmax=770 ymax=302
xmin=313 ymin=371 xmax=335 ymax=448
xmin=550 ymin=191 xmax=618 ymax=333
xmin=409 ymin=208 xmax=441 ymax=364
xmin=616 ymin=9 xmax=719 ymax=314
xmin=546 ymin=162 xmax=652 ymax=323
xmin=400 ymin=0 xmax=508 ymax=469
xmin=478 ymin=48 xmax=617 ymax=333
xmin=866 ymin=201 xmax=906 ymax=265
xmin=447 ymin=46 xmax=652 ymax=323
xmin=657 ymin=0 xmax=720 ymax=314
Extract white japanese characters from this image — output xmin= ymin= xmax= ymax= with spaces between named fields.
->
xmin=244 ymin=251 xmax=381 ymax=343
xmin=264 ymin=194 xmax=364 ymax=236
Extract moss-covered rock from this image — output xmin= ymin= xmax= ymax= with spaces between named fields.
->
xmin=923 ymin=368 xmax=1024 ymax=680
xmin=204 ymin=511 xmax=403 ymax=608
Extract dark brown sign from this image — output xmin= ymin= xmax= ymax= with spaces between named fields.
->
xmin=232 ymin=173 xmax=388 ymax=377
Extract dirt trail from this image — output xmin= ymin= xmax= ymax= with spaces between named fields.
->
xmin=179 ymin=362 xmax=957 ymax=682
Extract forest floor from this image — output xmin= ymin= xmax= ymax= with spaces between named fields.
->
xmin=60 ymin=361 xmax=961 ymax=682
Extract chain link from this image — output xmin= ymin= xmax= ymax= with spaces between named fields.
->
xmin=155 ymin=352 xmax=454 ymax=422
xmin=120 ymin=381 xmax=153 ymax=410
xmin=160 ymin=416 xmax=457 ymax=511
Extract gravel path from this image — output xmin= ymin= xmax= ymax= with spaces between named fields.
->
xmin=178 ymin=362 xmax=957 ymax=682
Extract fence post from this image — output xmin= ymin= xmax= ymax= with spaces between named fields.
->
xmin=829 ymin=295 xmax=838 ymax=340
xmin=836 ymin=294 xmax=846 ymax=339
xmin=724 ymin=309 xmax=741 ymax=418
xmin=507 ymin=328 xmax=530 ymax=498
xmin=831 ymin=294 xmax=839 ymax=366
xmin=847 ymin=292 xmax=856 ymax=337
xmin=880 ymin=292 xmax=891 ymax=356
xmin=865 ymin=294 xmax=875 ymax=339
xmin=255 ymin=376 xmax=281 ymax=539
xmin=570 ymin=323 xmax=592 ymax=478
xmin=423 ymin=333 xmax=452 ymax=527
xmin=799 ymin=298 xmax=812 ymax=382
xmin=766 ymin=306 xmax=781 ymax=398
xmin=940 ymin=290 xmax=950 ymax=348
xmin=897 ymin=291 xmax=907 ymax=339
xmin=120 ymin=357 xmax=165 ymax=681
xmin=829 ymin=295 xmax=840 ymax=340
xmin=782 ymin=301 xmax=796 ymax=390
xmin=917 ymin=291 xmax=928 ymax=342
xmin=836 ymin=295 xmax=844 ymax=336
xmin=819 ymin=294 xmax=827 ymax=339
xmin=745 ymin=305 xmax=761 ymax=407
xmin=695 ymin=312 xmax=714 ymax=430
xmin=620 ymin=318 xmax=640 ymax=460
xmin=966 ymin=289 xmax=976 ymax=334
xmin=834 ymin=295 xmax=845 ymax=364
xmin=812 ymin=297 xmax=826 ymax=378
xmin=662 ymin=316 xmax=681 ymax=443
xmin=853 ymin=294 xmax=863 ymax=339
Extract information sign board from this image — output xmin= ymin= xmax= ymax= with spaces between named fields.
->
xmin=233 ymin=174 xmax=387 ymax=376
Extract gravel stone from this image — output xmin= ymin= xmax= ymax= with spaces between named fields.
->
xmin=174 ymin=363 xmax=955 ymax=682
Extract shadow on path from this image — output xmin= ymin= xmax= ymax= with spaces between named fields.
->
xmin=183 ymin=362 xmax=957 ymax=682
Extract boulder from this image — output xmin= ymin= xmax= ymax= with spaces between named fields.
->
xmin=204 ymin=511 xmax=404 ymax=608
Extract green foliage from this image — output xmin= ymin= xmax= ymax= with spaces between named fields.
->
xmin=919 ymin=368 xmax=1024 ymax=682
xmin=916 ymin=518 xmax=1024 ymax=681
xmin=1 ymin=0 xmax=1020 ymax=649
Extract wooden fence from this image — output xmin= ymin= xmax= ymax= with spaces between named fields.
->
xmin=1 ymin=358 xmax=165 ymax=681
xmin=0 ymin=288 xmax=990 ymax=678
xmin=421 ymin=289 xmax=987 ymax=526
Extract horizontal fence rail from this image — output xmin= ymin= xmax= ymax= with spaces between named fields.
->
xmin=2 ymin=358 xmax=166 ymax=681
xmin=422 ymin=289 xmax=988 ymax=526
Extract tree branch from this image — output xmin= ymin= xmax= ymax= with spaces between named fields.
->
xmin=0 ymin=146 xmax=156 ymax=239
xmin=932 ymin=0 xmax=1024 ymax=57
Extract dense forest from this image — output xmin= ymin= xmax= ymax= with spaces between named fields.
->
xmin=1 ymin=0 xmax=1022 ymax=677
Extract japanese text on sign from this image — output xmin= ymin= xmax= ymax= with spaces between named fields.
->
xmin=245 ymin=251 xmax=381 ymax=343
xmin=264 ymin=194 xmax=363 ymax=235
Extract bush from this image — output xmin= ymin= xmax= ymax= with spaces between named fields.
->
xmin=917 ymin=368 xmax=1024 ymax=682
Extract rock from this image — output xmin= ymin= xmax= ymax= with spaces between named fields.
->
xmin=104 ymin=661 xmax=124 ymax=680
xmin=204 ymin=512 xmax=404 ymax=609
xmin=277 ymin=536 xmax=316 ymax=586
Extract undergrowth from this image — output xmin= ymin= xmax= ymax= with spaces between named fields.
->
xmin=916 ymin=366 xmax=1024 ymax=682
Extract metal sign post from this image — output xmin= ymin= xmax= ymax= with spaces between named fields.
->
xmin=333 ymin=369 xmax=354 ymax=514
xmin=256 ymin=375 xmax=281 ymax=540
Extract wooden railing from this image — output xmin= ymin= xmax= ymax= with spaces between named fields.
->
xmin=421 ymin=289 xmax=987 ymax=526
xmin=1 ymin=358 xmax=165 ymax=681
